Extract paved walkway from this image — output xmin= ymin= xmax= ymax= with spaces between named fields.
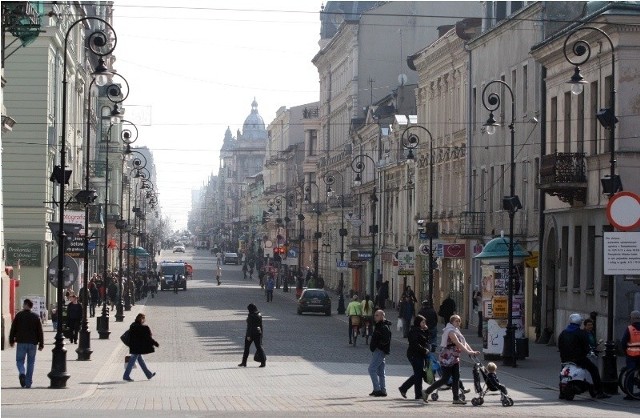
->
xmin=2 ymin=287 xmax=639 ymax=416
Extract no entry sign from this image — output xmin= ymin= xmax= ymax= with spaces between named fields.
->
xmin=606 ymin=191 xmax=640 ymax=231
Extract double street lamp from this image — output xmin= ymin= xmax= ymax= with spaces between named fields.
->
xmin=351 ymin=154 xmax=378 ymax=300
xmin=323 ymin=170 xmax=347 ymax=313
xmin=482 ymin=80 xmax=522 ymax=367
xmin=401 ymin=125 xmax=436 ymax=305
xmin=564 ymin=26 xmax=619 ymax=393
xmin=49 ymin=16 xmax=116 ymax=388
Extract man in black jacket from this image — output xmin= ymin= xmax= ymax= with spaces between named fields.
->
xmin=368 ymin=309 xmax=392 ymax=397
xmin=418 ymin=300 xmax=438 ymax=349
xmin=558 ymin=313 xmax=609 ymax=399
xmin=9 ymin=299 xmax=44 ymax=388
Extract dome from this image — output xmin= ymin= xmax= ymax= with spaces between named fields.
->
xmin=241 ymin=98 xmax=267 ymax=140
xmin=474 ymin=236 xmax=529 ymax=262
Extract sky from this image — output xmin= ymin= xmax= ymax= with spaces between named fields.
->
xmin=112 ymin=1 xmax=322 ymax=231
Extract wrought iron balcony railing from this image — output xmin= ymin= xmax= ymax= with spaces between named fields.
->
xmin=458 ymin=211 xmax=485 ymax=237
xmin=539 ymin=152 xmax=587 ymax=204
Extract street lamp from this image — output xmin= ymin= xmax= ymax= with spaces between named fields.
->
xmin=323 ymin=170 xmax=347 ymax=314
xmin=563 ymin=26 xmax=618 ymax=393
xmin=351 ymin=154 xmax=378 ymax=301
xmin=304 ymin=182 xmax=321 ymax=286
xmin=49 ymin=16 xmax=116 ymax=388
xmin=114 ymin=119 xmax=138 ymax=322
xmin=401 ymin=125 xmax=436 ymax=305
xmin=482 ymin=80 xmax=522 ymax=367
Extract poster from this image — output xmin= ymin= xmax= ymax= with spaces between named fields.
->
xmin=22 ymin=295 xmax=47 ymax=323
xmin=481 ymin=264 xmax=525 ymax=356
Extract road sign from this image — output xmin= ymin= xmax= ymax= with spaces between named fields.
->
xmin=606 ymin=191 xmax=640 ymax=231
xmin=47 ymin=255 xmax=79 ymax=288
xmin=336 ymin=260 xmax=349 ymax=271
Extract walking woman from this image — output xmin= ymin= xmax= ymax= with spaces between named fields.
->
xmin=422 ymin=314 xmax=478 ymax=405
xmin=123 ymin=313 xmax=159 ymax=381
xmin=238 ymin=303 xmax=266 ymax=367
xmin=399 ymin=315 xmax=430 ymax=399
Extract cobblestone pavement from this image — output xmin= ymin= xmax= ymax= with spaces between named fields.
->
xmin=2 ymin=248 xmax=639 ymax=417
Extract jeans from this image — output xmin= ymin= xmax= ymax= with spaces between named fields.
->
xmin=266 ymin=290 xmax=273 ymax=302
xmin=399 ymin=355 xmax=426 ymax=398
xmin=16 ymin=343 xmax=38 ymax=388
xmin=368 ymin=348 xmax=386 ymax=392
xmin=124 ymin=354 xmax=154 ymax=379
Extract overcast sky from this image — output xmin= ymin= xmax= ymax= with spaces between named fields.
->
xmin=113 ymin=1 xmax=322 ymax=231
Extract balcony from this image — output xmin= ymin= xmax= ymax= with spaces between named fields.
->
xmin=458 ymin=211 xmax=485 ymax=237
xmin=538 ymin=152 xmax=587 ymax=204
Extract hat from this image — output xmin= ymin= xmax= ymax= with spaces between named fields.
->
xmin=631 ymin=310 xmax=640 ymax=321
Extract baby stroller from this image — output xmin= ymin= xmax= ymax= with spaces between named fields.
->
xmin=470 ymin=356 xmax=514 ymax=407
xmin=423 ymin=352 xmax=469 ymax=401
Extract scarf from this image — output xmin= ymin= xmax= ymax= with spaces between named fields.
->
xmin=440 ymin=322 xmax=465 ymax=347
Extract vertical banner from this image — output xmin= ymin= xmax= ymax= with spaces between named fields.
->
xmin=481 ymin=263 xmax=525 ymax=356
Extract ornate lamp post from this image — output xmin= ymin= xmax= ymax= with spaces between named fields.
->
xmin=564 ymin=26 xmax=618 ymax=393
xmin=482 ymin=80 xmax=522 ymax=367
xmin=323 ymin=170 xmax=347 ymax=314
xmin=304 ymin=182 xmax=321 ymax=286
xmin=401 ymin=125 xmax=436 ymax=305
xmin=351 ymin=154 xmax=378 ymax=301
xmin=49 ymin=16 xmax=116 ymax=388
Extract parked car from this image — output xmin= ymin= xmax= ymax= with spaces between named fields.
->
xmin=223 ymin=252 xmax=240 ymax=265
xmin=297 ymin=288 xmax=331 ymax=316
xmin=173 ymin=245 xmax=185 ymax=253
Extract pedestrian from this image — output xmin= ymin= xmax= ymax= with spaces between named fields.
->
xmin=238 ymin=303 xmax=266 ymax=367
xmin=473 ymin=288 xmax=483 ymax=337
xmin=368 ymin=309 xmax=392 ymax=397
xmin=108 ymin=278 xmax=118 ymax=310
xmin=265 ymin=275 xmax=275 ymax=302
xmin=418 ymin=300 xmax=438 ymax=350
xmin=66 ymin=294 xmax=82 ymax=344
xmin=9 ymin=299 xmax=45 ymax=388
xmin=402 ymin=285 xmax=417 ymax=303
xmin=173 ymin=275 xmax=179 ymax=294
xmin=50 ymin=305 xmax=58 ymax=331
xmin=399 ymin=315 xmax=430 ymax=400
xmin=438 ymin=295 xmax=456 ymax=325
xmin=361 ymin=294 xmax=374 ymax=344
xmin=620 ymin=310 xmax=640 ymax=400
xmin=422 ymin=314 xmax=479 ymax=405
xmin=123 ymin=313 xmax=159 ymax=381
xmin=89 ymin=280 xmax=99 ymax=317
xmin=399 ymin=295 xmax=415 ymax=338
xmin=346 ymin=294 xmax=363 ymax=345
xmin=583 ymin=318 xmax=599 ymax=354
xmin=242 ymin=263 xmax=248 ymax=279
xmin=377 ymin=280 xmax=389 ymax=309
xmin=215 ymin=267 xmax=222 ymax=286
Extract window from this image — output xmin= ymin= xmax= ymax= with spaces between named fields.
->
xmin=550 ymin=96 xmax=558 ymax=152
xmin=561 ymin=226 xmax=569 ymax=288
xmin=522 ymin=64 xmax=528 ymax=114
xmin=499 ymin=164 xmax=505 ymax=210
xmin=521 ymin=161 xmax=528 ymax=209
xmin=472 ymin=87 xmax=477 ymax=129
xmin=589 ymin=81 xmax=599 ymax=155
xmin=604 ymin=75 xmax=613 ymax=154
xmin=586 ymin=226 xmax=595 ymax=290
xmin=496 ymin=1 xmax=507 ymax=22
xmin=533 ymin=157 xmax=540 ymax=210
xmin=573 ymin=226 xmax=582 ymax=289
xmin=512 ymin=69 xmax=517 ymax=116
xmin=564 ymin=91 xmax=571 ymax=152
xmin=308 ymin=130 xmax=317 ymax=156
xmin=577 ymin=90 xmax=585 ymax=154
xmin=489 ymin=166 xmax=495 ymax=213
xmin=480 ymin=168 xmax=486 ymax=212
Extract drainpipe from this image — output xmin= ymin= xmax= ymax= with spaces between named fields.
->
xmin=536 ymin=66 xmax=547 ymax=343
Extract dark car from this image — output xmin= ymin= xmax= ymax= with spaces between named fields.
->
xmin=297 ymin=288 xmax=331 ymax=316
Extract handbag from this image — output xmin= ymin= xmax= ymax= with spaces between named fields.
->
xmin=396 ymin=318 xmax=403 ymax=331
xmin=120 ymin=329 xmax=131 ymax=347
xmin=253 ymin=350 xmax=266 ymax=363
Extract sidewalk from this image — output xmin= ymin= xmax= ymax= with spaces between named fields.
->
xmin=1 ymin=301 xmax=147 ymax=405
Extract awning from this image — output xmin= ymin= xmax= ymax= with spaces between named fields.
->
xmin=127 ymin=246 xmax=150 ymax=257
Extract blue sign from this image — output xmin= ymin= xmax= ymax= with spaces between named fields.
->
xmin=336 ymin=260 xmax=348 ymax=268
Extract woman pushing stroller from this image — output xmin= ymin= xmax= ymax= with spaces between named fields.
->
xmin=423 ymin=314 xmax=479 ymax=405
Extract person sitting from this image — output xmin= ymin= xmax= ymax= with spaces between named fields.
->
xmin=558 ymin=313 xmax=609 ymax=399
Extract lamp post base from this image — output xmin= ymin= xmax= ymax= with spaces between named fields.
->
xmin=48 ymin=334 xmax=70 ymax=388
xmin=337 ymin=293 xmax=346 ymax=315
xmin=601 ymin=340 xmax=618 ymax=394
xmin=115 ymin=303 xmax=124 ymax=322
xmin=96 ymin=315 xmax=111 ymax=340
xmin=76 ymin=329 xmax=92 ymax=360
xmin=502 ymin=325 xmax=518 ymax=367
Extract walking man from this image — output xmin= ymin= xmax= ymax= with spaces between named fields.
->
xmin=265 ymin=275 xmax=275 ymax=302
xmin=9 ymin=299 xmax=45 ymax=388
xmin=368 ymin=309 xmax=392 ymax=397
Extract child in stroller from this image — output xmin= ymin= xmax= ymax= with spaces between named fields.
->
xmin=471 ymin=359 xmax=514 ymax=406
xmin=423 ymin=352 xmax=470 ymax=401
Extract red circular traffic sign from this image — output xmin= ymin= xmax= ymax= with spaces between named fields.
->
xmin=606 ymin=191 xmax=640 ymax=231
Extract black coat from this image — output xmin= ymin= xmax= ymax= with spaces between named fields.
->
xmin=406 ymin=326 xmax=429 ymax=359
xmin=418 ymin=306 xmax=438 ymax=329
xmin=66 ymin=302 xmax=83 ymax=321
xmin=128 ymin=321 xmax=159 ymax=355
xmin=370 ymin=320 xmax=392 ymax=354
xmin=245 ymin=311 xmax=263 ymax=339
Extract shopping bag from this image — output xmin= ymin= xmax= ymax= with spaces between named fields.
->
xmin=396 ymin=318 xmax=403 ymax=332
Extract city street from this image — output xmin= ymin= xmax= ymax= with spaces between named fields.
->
xmin=2 ymin=248 xmax=639 ymax=417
